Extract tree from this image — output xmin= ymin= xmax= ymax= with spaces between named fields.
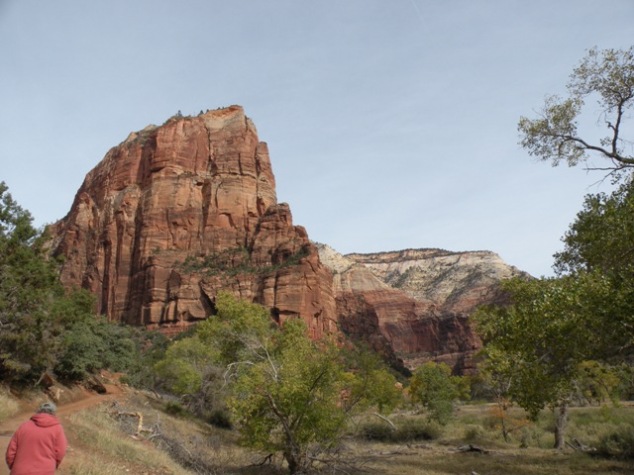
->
xmin=553 ymin=180 xmax=634 ymax=360
xmin=518 ymin=47 xmax=634 ymax=177
xmin=0 ymin=182 xmax=64 ymax=383
xmin=475 ymin=275 xmax=618 ymax=449
xmin=408 ymin=362 xmax=468 ymax=425
xmin=0 ymin=182 xmax=143 ymax=385
xmin=228 ymin=318 xmax=348 ymax=474
xmin=155 ymin=292 xmax=401 ymax=474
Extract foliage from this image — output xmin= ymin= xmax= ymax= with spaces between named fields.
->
xmin=155 ymin=292 xmax=401 ymax=474
xmin=477 ymin=276 xmax=621 ymax=416
xmin=55 ymin=314 xmax=141 ymax=382
xmin=552 ymin=180 xmax=634 ymax=360
xmin=555 ymin=179 xmax=634 ymax=276
xmin=571 ymin=361 xmax=621 ymax=406
xmin=474 ymin=274 xmax=632 ymax=448
xmin=409 ymin=362 xmax=469 ymax=425
xmin=518 ymin=47 xmax=634 ymax=176
xmin=0 ymin=182 xmax=66 ymax=383
xmin=596 ymin=425 xmax=634 ymax=459
xmin=358 ymin=416 xmax=441 ymax=442
xmin=339 ymin=345 xmax=403 ymax=414
xmin=228 ymin=319 xmax=347 ymax=474
xmin=0 ymin=182 xmax=149 ymax=386
xmin=181 ymin=246 xmax=310 ymax=277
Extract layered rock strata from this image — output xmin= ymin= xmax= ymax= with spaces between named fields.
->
xmin=47 ymin=105 xmax=523 ymax=374
xmin=48 ymin=106 xmax=337 ymax=338
xmin=318 ymin=246 xmax=522 ymax=372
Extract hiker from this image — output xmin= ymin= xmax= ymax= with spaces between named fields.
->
xmin=5 ymin=402 xmax=68 ymax=474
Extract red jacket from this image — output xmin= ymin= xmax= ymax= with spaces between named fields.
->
xmin=5 ymin=413 xmax=67 ymax=475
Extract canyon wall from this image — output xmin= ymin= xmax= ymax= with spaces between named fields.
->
xmin=48 ymin=106 xmax=523 ymax=373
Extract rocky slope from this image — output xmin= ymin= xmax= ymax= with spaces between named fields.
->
xmin=318 ymin=246 xmax=522 ymax=372
xmin=47 ymin=106 xmax=523 ymax=373
xmin=346 ymin=248 xmax=522 ymax=315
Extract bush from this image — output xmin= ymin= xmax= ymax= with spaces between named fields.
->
xmin=596 ymin=425 xmax=634 ymax=458
xmin=55 ymin=317 xmax=140 ymax=382
xmin=359 ymin=421 xmax=396 ymax=441
xmin=397 ymin=418 xmax=442 ymax=441
xmin=206 ymin=408 xmax=233 ymax=429
xmin=358 ymin=417 xmax=441 ymax=442
xmin=164 ymin=401 xmax=188 ymax=417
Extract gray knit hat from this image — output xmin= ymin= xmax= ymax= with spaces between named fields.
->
xmin=37 ymin=402 xmax=57 ymax=414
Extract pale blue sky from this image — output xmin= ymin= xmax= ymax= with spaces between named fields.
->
xmin=1 ymin=1 xmax=633 ymax=277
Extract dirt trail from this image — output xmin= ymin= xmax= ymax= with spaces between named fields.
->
xmin=0 ymin=385 xmax=122 ymax=475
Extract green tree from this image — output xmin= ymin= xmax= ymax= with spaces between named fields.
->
xmin=0 ymin=183 xmax=144 ymax=386
xmin=228 ymin=319 xmax=347 ymax=474
xmin=340 ymin=345 xmax=403 ymax=415
xmin=408 ymin=362 xmax=468 ymax=425
xmin=553 ymin=180 xmax=634 ymax=359
xmin=0 ymin=182 xmax=65 ymax=383
xmin=518 ymin=47 xmax=634 ymax=176
xmin=475 ymin=347 xmax=517 ymax=442
xmin=155 ymin=292 xmax=400 ymax=474
xmin=476 ymin=275 xmax=619 ymax=448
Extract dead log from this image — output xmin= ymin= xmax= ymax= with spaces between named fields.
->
xmin=457 ymin=444 xmax=489 ymax=454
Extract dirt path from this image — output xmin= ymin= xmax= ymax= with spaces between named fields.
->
xmin=0 ymin=386 xmax=122 ymax=475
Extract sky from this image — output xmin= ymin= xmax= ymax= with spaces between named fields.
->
xmin=1 ymin=1 xmax=633 ymax=277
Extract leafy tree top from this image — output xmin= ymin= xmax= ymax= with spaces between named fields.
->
xmin=518 ymin=47 xmax=634 ymax=178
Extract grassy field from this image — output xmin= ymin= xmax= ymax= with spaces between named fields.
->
xmin=2 ymin=389 xmax=633 ymax=474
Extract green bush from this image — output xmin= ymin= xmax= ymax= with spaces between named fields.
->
xmin=359 ymin=421 xmax=396 ymax=441
xmin=397 ymin=418 xmax=442 ymax=441
xmin=164 ymin=401 xmax=188 ymax=417
xmin=596 ymin=425 xmax=634 ymax=458
xmin=55 ymin=317 xmax=140 ymax=382
xmin=358 ymin=417 xmax=441 ymax=442
xmin=206 ymin=408 xmax=233 ymax=429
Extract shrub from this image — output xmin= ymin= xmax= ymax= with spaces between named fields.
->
xmin=164 ymin=401 xmax=188 ymax=417
xmin=596 ymin=425 xmax=634 ymax=459
xmin=359 ymin=421 xmax=396 ymax=441
xmin=358 ymin=417 xmax=441 ymax=443
xmin=206 ymin=408 xmax=233 ymax=429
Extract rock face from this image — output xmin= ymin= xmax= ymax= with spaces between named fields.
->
xmin=318 ymin=246 xmax=523 ymax=372
xmin=48 ymin=106 xmax=337 ymax=338
xmin=48 ymin=106 xmax=523 ymax=374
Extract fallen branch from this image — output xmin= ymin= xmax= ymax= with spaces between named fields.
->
xmin=566 ymin=438 xmax=597 ymax=453
xmin=457 ymin=444 xmax=489 ymax=454
xmin=372 ymin=413 xmax=397 ymax=431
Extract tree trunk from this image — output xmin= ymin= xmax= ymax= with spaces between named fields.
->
xmin=284 ymin=444 xmax=304 ymax=475
xmin=554 ymin=402 xmax=568 ymax=450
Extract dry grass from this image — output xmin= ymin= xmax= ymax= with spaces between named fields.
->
xmin=47 ymin=392 xmax=634 ymax=475
xmin=60 ymin=407 xmax=190 ymax=474
xmin=57 ymin=392 xmax=283 ymax=475
xmin=0 ymin=389 xmax=19 ymax=422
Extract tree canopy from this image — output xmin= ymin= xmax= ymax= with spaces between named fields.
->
xmin=155 ymin=291 xmax=401 ymax=474
xmin=518 ymin=47 xmax=634 ymax=177
xmin=0 ymin=181 xmax=143 ymax=385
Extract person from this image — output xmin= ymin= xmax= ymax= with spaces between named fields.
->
xmin=5 ymin=402 xmax=68 ymax=475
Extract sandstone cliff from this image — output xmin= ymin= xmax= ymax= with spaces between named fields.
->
xmin=318 ymin=245 xmax=523 ymax=372
xmin=47 ymin=106 xmax=522 ymax=374
xmin=48 ymin=106 xmax=337 ymax=338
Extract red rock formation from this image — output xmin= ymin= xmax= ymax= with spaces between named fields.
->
xmin=48 ymin=106 xmax=337 ymax=337
xmin=48 ymin=106 xmax=522 ymax=375
xmin=318 ymin=245 xmax=521 ymax=373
